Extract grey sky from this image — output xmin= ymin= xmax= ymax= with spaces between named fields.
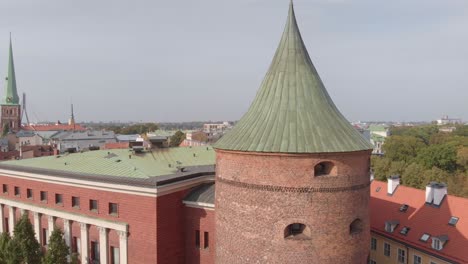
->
xmin=0 ymin=0 xmax=467 ymax=123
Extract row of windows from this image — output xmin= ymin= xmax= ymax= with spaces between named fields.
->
xmin=2 ymin=184 xmax=119 ymax=216
xmin=371 ymin=237 xmax=438 ymax=264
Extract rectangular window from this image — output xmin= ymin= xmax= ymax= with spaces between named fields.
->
xmin=4 ymin=217 xmax=8 ymax=234
xmin=72 ymin=237 xmax=78 ymax=253
xmin=195 ymin=230 xmax=200 ymax=248
xmin=91 ymin=241 xmax=100 ymax=261
xmin=369 ymin=260 xmax=376 ymax=264
xmin=55 ymin=194 xmax=63 ymax=205
xmin=413 ymin=255 xmax=422 ymax=264
xmin=42 ymin=228 xmax=48 ymax=245
xmin=204 ymin=232 xmax=209 ymax=249
xmin=398 ymin=248 xmax=406 ymax=263
xmin=90 ymin=199 xmax=98 ymax=212
xmin=40 ymin=191 xmax=47 ymax=203
xmin=111 ymin=247 xmax=120 ymax=264
xmin=109 ymin=203 xmax=118 ymax=216
xmin=26 ymin=189 xmax=33 ymax=199
xmin=2 ymin=184 xmax=7 ymax=194
xmin=384 ymin=242 xmax=391 ymax=257
xmin=14 ymin=186 xmax=20 ymax=197
xmin=72 ymin=196 xmax=80 ymax=209
xmin=370 ymin=237 xmax=377 ymax=251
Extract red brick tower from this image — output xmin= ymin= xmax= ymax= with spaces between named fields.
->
xmin=1 ymin=36 xmax=21 ymax=132
xmin=214 ymin=2 xmax=373 ymax=263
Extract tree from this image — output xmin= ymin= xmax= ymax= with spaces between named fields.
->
xmin=416 ymin=143 xmax=457 ymax=172
xmin=383 ymin=136 xmax=426 ymax=163
xmin=457 ymin=147 xmax=468 ymax=171
xmin=170 ymin=131 xmax=186 ymax=147
xmin=11 ymin=213 xmax=42 ymax=264
xmin=401 ymin=163 xmax=426 ymax=188
xmin=43 ymin=227 xmax=69 ymax=264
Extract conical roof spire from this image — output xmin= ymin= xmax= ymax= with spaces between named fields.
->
xmin=215 ymin=3 xmax=372 ymax=153
xmin=2 ymin=34 xmax=20 ymax=105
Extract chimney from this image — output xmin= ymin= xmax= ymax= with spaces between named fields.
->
xmin=426 ymin=182 xmax=447 ymax=206
xmin=387 ymin=175 xmax=400 ymax=195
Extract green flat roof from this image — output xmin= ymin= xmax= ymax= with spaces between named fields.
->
xmin=214 ymin=2 xmax=372 ymax=153
xmin=1 ymin=147 xmax=215 ymax=178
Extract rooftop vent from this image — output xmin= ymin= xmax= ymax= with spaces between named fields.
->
xmin=448 ymin=216 xmax=459 ymax=226
xmin=387 ymin=175 xmax=400 ymax=195
xmin=400 ymin=226 xmax=410 ymax=236
xmin=420 ymin=233 xmax=431 ymax=242
xmin=426 ymin=182 xmax=447 ymax=206
xmin=399 ymin=204 xmax=409 ymax=212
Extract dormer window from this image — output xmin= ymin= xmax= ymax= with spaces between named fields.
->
xmin=399 ymin=226 xmax=410 ymax=236
xmin=385 ymin=220 xmax=399 ymax=233
xmin=432 ymin=235 xmax=449 ymax=251
xmin=314 ymin=161 xmax=335 ymax=176
xmin=399 ymin=204 xmax=408 ymax=212
xmin=448 ymin=216 xmax=459 ymax=226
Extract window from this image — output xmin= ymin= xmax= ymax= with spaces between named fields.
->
xmin=195 ymin=230 xmax=200 ymax=248
xmin=385 ymin=220 xmax=399 ymax=233
xmin=42 ymin=228 xmax=48 ymax=245
xmin=350 ymin=219 xmax=363 ymax=234
xmin=14 ymin=187 xmax=20 ymax=197
xmin=40 ymin=191 xmax=47 ymax=202
xmin=2 ymin=184 xmax=7 ymax=194
xmin=420 ymin=233 xmax=430 ymax=242
xmin=370 ymin=237 xmax=377 ymax=251
xmin=314 ymin=161 xmax=335 ymax=176
xmin=91 ymin=241 xmax=100 ymax=261
xmin=111 ymin=247 xmax=120 ymax=264
xmin=432 ymin=239 xmax=442 ymax=250
xmin=368 ymin=260 xmax=376 ymax=264
xmin=204 ymin=232 xmax=209 ymax=249
xmin=284 ymin=223 xmax=309 ymax=239
xmin=109 ymin=203 xmax=118 ymax=216
xmin=397 ymin=248 xmax=406 ymax=263
xmin=90 ymin=199 xmax=98 ymax=212
xmin=400 ymin=226 xmax=410 ymax=236
xmin=72 ymin=196 xmax=80 ymax=209
xmin=55 ymin=194 xmax=63 ymax=205
xmin=27 ymin=189 xmax=33 ymax=199
xmin=376 ymin=187 xmax=381 ymax=192
xmin=448 ymin=216 xmax=459 ymax=226
xmin=413 ymin=255 xmax=422 ymax=264
xmin=384 ymin=242 xmax=391 ymax=257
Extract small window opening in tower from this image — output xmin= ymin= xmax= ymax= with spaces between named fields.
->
xmin=350 ymin=219 xmax=363 ymax=234
xmin=284 ymin=223 xmax=309 ymax=240
xmin=314 ymin=161 xmax=335 ymax=176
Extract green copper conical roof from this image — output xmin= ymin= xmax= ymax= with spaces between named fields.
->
xmin=215 ymin=2 xmax=372 ymax=153
xmin=2 ymin=36 xmax=20 ymax=105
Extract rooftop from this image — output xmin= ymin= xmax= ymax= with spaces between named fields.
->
xmin=214 ymin=2 xmax=371 ymax=153
xmin=0 ymin=146 xmax=216 ymax=179
xmin=371 ymin=180 xmax=468 ymax=263
xmin=22 ymin=124 xmax=87 ymax=132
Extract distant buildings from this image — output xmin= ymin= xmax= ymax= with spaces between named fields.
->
xmin=369 ymin=125 xmax=390 ymax=155
xmin=436 ymin=115 xmax=462 ymax=126
xmin=51 ymin=130 xmax=117 ymax=153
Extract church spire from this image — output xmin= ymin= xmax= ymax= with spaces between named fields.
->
xmin=2 ymin=34 xmax=20 ymax=105
xmin=68 ymin=103 xmax=76 ymax=127
xmin=215 ymin=3 xmax=372 ymax=153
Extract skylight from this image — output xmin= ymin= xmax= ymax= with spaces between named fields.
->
xmin=376 ymin=187 xmax=381 ymax=192
xmin=448 ymin=216 xmax=459 ymax=226
xmin=420 ymin=233 xmax=430 ymax=242
xmin=399 ymin=204 xmax=409 ymax=212
xmin=400 ymin=227 xmax=411 ymax=236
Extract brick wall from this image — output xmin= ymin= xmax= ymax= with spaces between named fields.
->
xmin=184 ymin=206 xmax=215 ymax=264
xmin=215 ymin=149 xmax=372 ymax=264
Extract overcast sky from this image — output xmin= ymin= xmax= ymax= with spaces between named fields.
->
xmin=0 ymin=0 xmax=467 ymax=123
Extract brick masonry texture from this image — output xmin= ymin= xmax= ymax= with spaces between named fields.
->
xmin=215 ymin=149 xmax=372 ymax=264
xmin=184 ymin=207 xmax=215 ymax=264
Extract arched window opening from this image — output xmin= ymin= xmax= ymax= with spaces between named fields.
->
xmin=284 ymin=223 xmax=309 ymax=240
xmin=314 ymin=161 xmax=335 ymax=176
xmin=350 ymin=219 xmax=363 ymax=234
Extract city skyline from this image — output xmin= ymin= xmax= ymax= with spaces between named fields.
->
xmin=0 ymin=0 xmax=467 ymax=122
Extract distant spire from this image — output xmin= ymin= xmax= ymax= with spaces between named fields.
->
xmin=2 ymin=34 xmax=20 ymax=105
xmin=68 ymin=103 xmax=76 ymax=127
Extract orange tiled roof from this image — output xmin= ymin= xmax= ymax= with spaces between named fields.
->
xmin=371 ymin=180 xmax=468 ymax=263
xmin=22 ymin=124 xmax=86 ymax=131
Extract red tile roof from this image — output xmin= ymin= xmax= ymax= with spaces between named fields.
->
xmin=22 ymin=124 xmax=86 ymax=131
xmin=371 ymin=180 xmax=468 ymax=263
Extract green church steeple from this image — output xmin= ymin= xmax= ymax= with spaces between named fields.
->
xmin=2 ymin=34 xmax=20 ymax=105
xmin=215 ymin=2 xmax=372 ymax=153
